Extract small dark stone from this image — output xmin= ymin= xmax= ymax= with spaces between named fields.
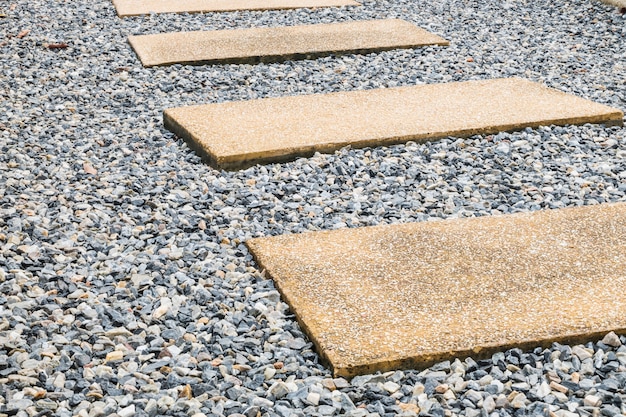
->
xmin=510 ymin=372 xmax=527 ymax=383
xmin=428 ymin=405 xmax=445 ymax=417
xmin=430 ymin=361 xmax=451 ymax=372
xmin=490 ymin=367 xmax=505 ymax=380
xmin=74 ymin=354 xmax=91 ymax=367
xmin=69 ymin=394 xmax=85 ymax=407
xmin=559 ymin=346 xmax=573 ymax=361
xmin=465 ymin=358 xmax=479 ymax=372
xmin=380 ymin=396 xmax=396 ymax=406
xmin=601 ymin=362 xmax=619 ymax=373
xmin=526 ymin=402 xmax=549 ymax=416
xmin=192 ymin=383 xmax=215 ymax=397
xmin=226 ymin=386 xmax=244 ymax=400
xmin=424 ymin=378 xmax=440 ymax=395
xmin=56 ymin=353 xmax=72 ymax=372
xmin=601 ymin=404 xmax=621 ymax=417
xmin=600 ymin=379 xmax=620 ymax=392
xmin=485 ymin=384 xmax=499 ymax=395
xmin=468 ymin=370 xmax=488 ymax=380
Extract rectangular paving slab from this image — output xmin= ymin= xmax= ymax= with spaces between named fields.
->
xmin=246 ymin=203 xmax=626 ymax=377
xmin=112 ymin=0 xmax=360 ymax=17
xmin=164 ymin=78 xmax=623 ymax=170
xmin=128 ymin=19 xmax=449 ymax=67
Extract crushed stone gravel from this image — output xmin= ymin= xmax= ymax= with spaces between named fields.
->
xmin=0 ymin=0 xmax=625 ymax=416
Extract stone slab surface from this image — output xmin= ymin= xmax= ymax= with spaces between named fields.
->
xmin=246 ymin=203 xmax=626 ymax=377
xmin=128 ymin=19 xmax=448 ymax=67
xmin=600 ymin=0 xmax=626 ymax=7
xmin=113 ymin=0 xmax=360 ymax=16
xmin=164 ymin=78 xmax=623 ymax=170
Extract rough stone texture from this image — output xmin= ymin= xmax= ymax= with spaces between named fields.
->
xmin=112 ymin=0 xmax=360 ymax=17
xmin=246 ymin=203 xmax=626 ymax=378
xmin=128 ymin=19 xmax=449 ymax=67
xmin=164 ymin=78 xmax=623 ymax=170
xmin=599 ymin=0 xmax=626 ymax=7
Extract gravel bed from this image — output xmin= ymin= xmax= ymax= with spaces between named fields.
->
xmin=1 ymin=0 xmax=626 ymax=416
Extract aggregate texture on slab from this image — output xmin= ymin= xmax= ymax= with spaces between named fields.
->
xmin=112 ymin=0 xmax=360 ymax=17
xmin=164 ymin=77 xmax=623 ymax=170
xmin=246 ymin=203 xmax=626 ymax=378
xmin=127 ymin=18 xmax=449 ymax=67
xmin=600 ymin=0 xmax=626 ymax=7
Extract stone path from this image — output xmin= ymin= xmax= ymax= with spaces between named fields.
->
xmin=128 ymin=19 xmax=448 ymax=67
xmin=164 ymin=77 xmax=622 ymax=170
xmin=117 ymin=0 xmax=626 ymax=378
xmin=246 ymin=202 xmax=626 ymax=377
xmin=112 ymin=0 xmax=360 ymax=17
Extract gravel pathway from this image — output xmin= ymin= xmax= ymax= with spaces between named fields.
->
xmin=1 ymin=0 xmax=625 ymax=416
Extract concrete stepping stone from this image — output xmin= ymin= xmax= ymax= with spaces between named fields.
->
xmin=112 ymin=0 xmax=360 ymax=17
xmin=128 ymin=19 xmax=449 ymax=67
xmin=164 ymin=78 xmax=623 ymax=170
xmin=246 ymin=202 xmax=626 ymax=377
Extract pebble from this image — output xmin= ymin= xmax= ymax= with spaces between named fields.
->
xmin=602 ymin=332 xmax=622 ymax=347
xmin=483 ymin=395 xmax=496 ymax=413
xmin=383 ymin=381 xmax=401 ymax=394
xmin=268 ymin=381 xmax=290 ymax=399
xmin=306 ymin=392 xmax=321 ymax=406
xmin=550 ymin=381 xmax=569 ymax=394
xmin=105 ymin=351 xmax=124 ymax=362
xmin=583 ymin=394 xmax=602 ymax=407
xmin=264 ymin=367 xmax=277 ymax=380
xmin=117 ymin=405 xmax=135 ymax=417
xmin=536 ymin=381 xmax=551 ymax=398
xmin=573 ymin=346 xmax=594 ymax=361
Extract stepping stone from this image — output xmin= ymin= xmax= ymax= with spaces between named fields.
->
xmin=164 ymin=78 xmax=623 ymax=170
xmin=246 ymin=202 xmax=626 ymax=377
xmin=128 ymin=19 xmax=448 ymax=67
xmin=112 ymin=0 xmax=360 ymax=17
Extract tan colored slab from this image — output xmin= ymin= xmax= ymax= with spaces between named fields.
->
xmin=128 ymin=19 xmax=448 ymax=67
xmin=600 ymin=0 xmax=626 ymax=7
xmin=246 ymin=203 xmax=626 ymax=378
xmin=164 ymin=78 xmax=623 ymax=170
xmin=112 ymin=0 xmax=360 ymax=17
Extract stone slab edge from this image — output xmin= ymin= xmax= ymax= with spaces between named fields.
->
xmin=164 ymin=80 xmax=623 ymax=171
xmin=112 ymin=0 xmax=360 ymax=17
xmin=247 ymin=247 xmax=626 ymax=377
xmin=165 ymin=112 xmax=624 ymax=171
xmin=128 ymin=20 xmax=449 ymax=67
xmin=246 ymin=203 xmax=626 ymax=377
xmin=599 ymin=0 xmax=626 ymax=8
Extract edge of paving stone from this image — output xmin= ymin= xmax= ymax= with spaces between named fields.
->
xmin=129 ymin=28 xmax=449 ymax=68
xmin=163 ymin=111 xmax=225 ymax=170
xmin=163 ymin=78 xmax=622 ymax=170
xmin=165 ymin=112 xmax=623 ymax=171
xmin=327 ymin=329 xmax=626 ymax=378
xmin=164 ymin=106 xmax=345 ymax=170
xmin=599 ymin=0 xmax=626 ymax=8
xmin=246 ymin=237 xmax=343 ymax=375
xmin=112 ymin=0 xmax=362 ymax=17
xmin=249 ymin=230 xmax=626 ymax=378
xmin=246 ymin=203 xmax=626 ymax=378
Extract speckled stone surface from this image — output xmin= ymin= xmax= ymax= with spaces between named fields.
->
xmin=164 ymin=78 xmax=623 ymax=170
xmin=112 ymin=0 xmax=360 ymax=17
xmin=246 ymin=203 xmax=626 ymax=378
xmin=600 ymin=0 xmax=626 ymax=7
xmin=128 ymin=19 xmax=449 ymax=67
